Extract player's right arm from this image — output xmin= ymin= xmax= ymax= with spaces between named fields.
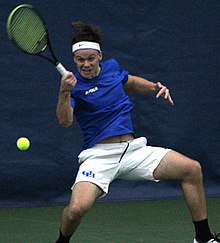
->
xmin=56 ymin=72 xmax=77 ymax=127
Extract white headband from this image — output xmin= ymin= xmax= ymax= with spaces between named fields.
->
xmin=72 ymin=41 xmax=101 ymax=53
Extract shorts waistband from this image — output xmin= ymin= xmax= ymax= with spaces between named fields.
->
xmin=93 ymin=137 xmax=147 ymax=150
xmin=98 ymin=134 xmax=134 ymax=144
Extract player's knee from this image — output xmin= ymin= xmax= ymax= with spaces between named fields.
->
xmin=66 ymin=204 xmax=87 ymax=221
xmin=187 ymin=159 xmax=203 ymax=181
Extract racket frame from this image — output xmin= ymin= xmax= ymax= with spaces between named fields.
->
xmin=7 ymin=4 xmax=67 ymax=76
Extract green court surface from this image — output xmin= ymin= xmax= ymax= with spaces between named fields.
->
xmin=0 ymin=198 xmax=219 ymax=243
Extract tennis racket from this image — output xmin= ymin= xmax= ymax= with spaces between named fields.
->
xmin=7 ymin=4 xmax=67 ymax=76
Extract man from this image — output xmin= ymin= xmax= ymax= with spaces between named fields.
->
xmin=55 ymin=21 xmax=219 ymax=243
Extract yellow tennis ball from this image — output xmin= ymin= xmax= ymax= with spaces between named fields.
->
xmin=16 ymin=137 xmax=30 ymax=151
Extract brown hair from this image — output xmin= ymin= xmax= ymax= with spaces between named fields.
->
xmin=71 ymin=21 xmax=103 ymax=47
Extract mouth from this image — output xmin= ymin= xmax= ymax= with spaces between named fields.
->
xmin=82 ymin=69 xmax=92 ymax=74
xmin=81 ymin=69 xmax=95 ymax=79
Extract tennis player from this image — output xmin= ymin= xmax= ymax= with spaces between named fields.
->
xmin=55 ymin=21 xmax=219 ymax=243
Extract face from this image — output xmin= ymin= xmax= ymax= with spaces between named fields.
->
xmin=73 ymin=49 xmax=102 ymax=79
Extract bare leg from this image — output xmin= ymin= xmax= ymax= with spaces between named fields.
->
xmin=60 ymin=181 xmax=103 ymax=236
xmin=153 ymin=151 xmax=207 ymax=221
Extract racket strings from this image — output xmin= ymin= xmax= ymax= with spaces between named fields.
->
xmin=10 ymin=8 xmax=47 ymax=54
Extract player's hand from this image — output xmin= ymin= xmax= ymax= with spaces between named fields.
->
xmin=155 ymin=82 xmax=174 ymax=105
xmin=60 ymin=72 xmax=77 ymax=93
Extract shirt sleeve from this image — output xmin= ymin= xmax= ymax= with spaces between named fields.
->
xmin=70 ymin=96 xmax=76 ymax=108
xmin=121 ymin=71 xmax=129 ymax=84
xmin=111 ymin=58 xmax=129 ymax=84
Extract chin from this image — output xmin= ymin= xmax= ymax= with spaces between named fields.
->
xmin=82 ymin=72 xmax=95 ymax=79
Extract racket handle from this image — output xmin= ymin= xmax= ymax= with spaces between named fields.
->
xmin=56 ymin=63 xmax=68 ymax=76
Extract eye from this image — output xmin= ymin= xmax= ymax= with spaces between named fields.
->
xmin=88 ymin=56 xmax=95 ymax=62
xmin=77 ymin=58 xmax=84 ymax=63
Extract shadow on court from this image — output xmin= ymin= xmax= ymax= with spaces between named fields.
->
xmin=0 ymin=198 xmax=219 ymax=243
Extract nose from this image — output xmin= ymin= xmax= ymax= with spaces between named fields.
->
xmin=83 ymin=60 xmax=90 ymax=67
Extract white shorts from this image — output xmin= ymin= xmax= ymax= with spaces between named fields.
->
xmin=72 ymin=137 xmax=171 ymax=196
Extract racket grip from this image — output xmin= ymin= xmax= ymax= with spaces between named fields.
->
xmin=56 ymin=63 xmax=68 ymax=76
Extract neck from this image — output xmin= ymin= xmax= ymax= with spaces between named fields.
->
xmin=95 ymin=65 xmax=101 ymax=76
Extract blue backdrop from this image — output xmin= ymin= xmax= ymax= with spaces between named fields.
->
xmin=1 ymin=0 xmax=220 ymax=207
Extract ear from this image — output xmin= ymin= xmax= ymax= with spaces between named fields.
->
xmin=73 ymin=55 xmax=77 ymax=64
xmin=98 ymin=51 xmax=102 ymax=61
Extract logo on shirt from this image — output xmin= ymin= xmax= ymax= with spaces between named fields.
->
xmin=85 ymin=86 xmax=99 ymax=95
xmin=82 ymin=170 xmax=95 ymax=178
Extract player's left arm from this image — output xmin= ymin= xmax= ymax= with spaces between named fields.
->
xmin=124 ymin=74 xmax=174 ymax=105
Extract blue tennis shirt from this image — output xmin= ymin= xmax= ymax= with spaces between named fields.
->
xmin=70 ymin=59 xmax=134 ymax=149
